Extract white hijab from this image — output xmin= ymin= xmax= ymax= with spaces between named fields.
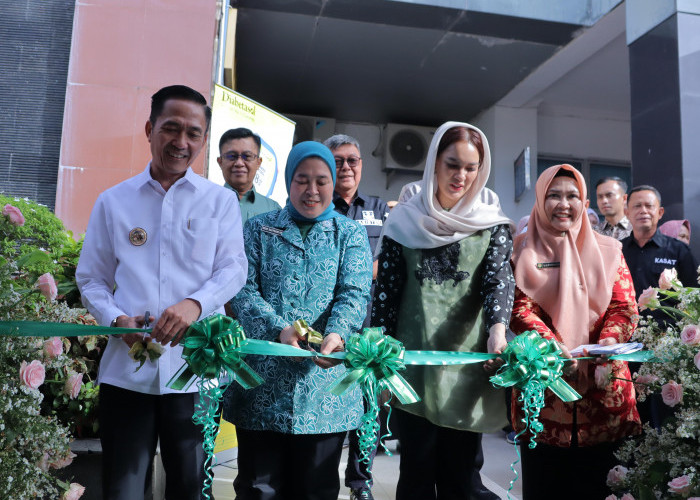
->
xmin=380 ymin=121 xmax=513 ymax=251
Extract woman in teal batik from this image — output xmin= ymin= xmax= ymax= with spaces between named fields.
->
xmin=223 ymin=141 xmax=372 ymax=500
xmin=373 ymin=122 xmax=515 ymax=500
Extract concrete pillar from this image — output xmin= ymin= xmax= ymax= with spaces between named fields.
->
xmin=628 ymin=3 xmax=700 ymax=254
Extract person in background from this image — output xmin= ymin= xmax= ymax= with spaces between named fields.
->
xmin=217 ymin=127 xmax=281 ymax=223
xmin=374 ymin=121 xmax=514 ymax=500
xmin=324 ymin=133 xmax=388 ymax=500
xmin=223 ymin=141 xmax=372 ymax=500
xmin=587 ymin=207 xmax=600 ymax=227
xmin=510 ymin=164 xmax=641 ymax=500
xmin=76 ymin=85 xmax=248 ymax=500
xmin=659 ymin=219 xmax=691 ymax=246
xmin=595 ymin=176 xmax=631 ymax=240
xmin=621 ymin=185 xmax=697 ymax=299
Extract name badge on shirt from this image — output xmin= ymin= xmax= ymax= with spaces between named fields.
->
xmin=358 ymin=210 xmax=383 ymax=226
xmin=655 ymin=257 xmax=677 ymax=265
xmin=536 ymin=262 xmax=560 ymax=269
xmin=261 ymin=225 xmax=284 ymax=236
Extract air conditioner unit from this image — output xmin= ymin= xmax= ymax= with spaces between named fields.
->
xmin=383 ymin=123 xmax=435 ymax=173
xmin=287 ymin=114 xmax=336 ymax=144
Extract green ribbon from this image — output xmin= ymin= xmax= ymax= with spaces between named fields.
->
xmin=328 ymin=327 xmax=420 ymax=472
xmin=293 ymin=319 xmax=323 ymax=344
xmin=329 ymin=327 xmax=419 ymax=405
xmin=166 ymin=315 xmax=264 ymax=391
xmin=491 ymin=331 xmax=581 ymax=405
xmin=0 ymin=318 xmax=661 ymax=500
xmin=490 ymin=331 xmax=581 ymax=451
xmin=0 ymin=320 xmax=143 ymax=337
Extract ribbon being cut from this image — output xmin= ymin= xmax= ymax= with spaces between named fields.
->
xmin=0 ymin=316 xmax=657 ymax=499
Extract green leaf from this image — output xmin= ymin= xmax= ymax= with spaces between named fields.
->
xmin=15 ymin=250 xmax=52 ymax=268
xmin=637 ymin=484 xmax=656 ymax=500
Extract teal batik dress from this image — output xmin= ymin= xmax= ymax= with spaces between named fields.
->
xmin=372 ymin=224 xmax=514 ymax=432
xmin=223 ymin=208 xmax=372 ymax=434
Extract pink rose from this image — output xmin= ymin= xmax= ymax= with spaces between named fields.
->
xmin=635 ymin=373 xmax=659 ymax=385
xmin=604 ymin=496 xmax=617 ymax=500
xmin=64 ymin=372 xmax=83 ymax=399
xmin=661 ymin=380 xmax=683 ymax=407
xmin=43 ymin=337 xmax=63 ymax=358
xmin=36 ymin=273 xmax=58 ymax=301
xmin=595 ymin=364 xmax=613 ymax=389
xmin=695 ymin=351 xmax=700 ymax=371
xmin=668 ymin=475 xmax=691 ymax=496
xmin=658 ymin=268 xmax=679 ymax=290
xmin=19 ymin=359 xmax=45 ymax=389
xmin=61 ymin=483 xmax=85 ymax=500
xmin=681 ymin=324 xmax=700 ymax=346
xmin=638 ymin=287 xmax=659 ymax=311
xmin=620 ymin=494 xmax=635 ymax=500
xmin=2 ymin=204 xmax=25 ymax=226
xmin=50 ymin=451 xmax=76 ymax=469
xmin=607 ymin=465 xmax=628 ymax=486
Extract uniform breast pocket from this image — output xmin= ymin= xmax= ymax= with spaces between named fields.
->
xmin=181 ymin=218 xmax=218 ymax=266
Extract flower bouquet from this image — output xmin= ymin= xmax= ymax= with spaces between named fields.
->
xmin=1 ymin=196 xmax=105 ymax=499
xmin=608 ymin=268 xmax=700 ymax=499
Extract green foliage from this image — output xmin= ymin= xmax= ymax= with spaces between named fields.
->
xmin=0 ymin=195 xmax=105 ymax=497
xmin=0 ymin=194 xmax=73 ymax=277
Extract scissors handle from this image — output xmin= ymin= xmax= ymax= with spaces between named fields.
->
xmin=143 ymin=310 xmax=151 ymax=339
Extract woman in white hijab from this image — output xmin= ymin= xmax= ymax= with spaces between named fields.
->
xmin=373 ymin=121 xmax=514 ymax=499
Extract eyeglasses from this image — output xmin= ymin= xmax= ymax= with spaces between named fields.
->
xmin=334 ymin=156 xmax=361 ymax=168
xmin=222 ymin=152 xmax=259 ymax=162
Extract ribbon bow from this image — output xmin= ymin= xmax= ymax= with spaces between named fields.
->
xmin=167 ymin=315 xmax=264 ymax=391
xmin=490 ymin=331 xmax=581 ymax=448
xmin=329 ymin=328 xmax=420 ymax=467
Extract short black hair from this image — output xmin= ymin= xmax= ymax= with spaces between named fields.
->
xmin=595 ymin=176 xmax=628 ymax=194
xmin=149 ymin=85 xmax=211 ymax=128
xmin=219 ymin=127 xmax=261 ymax=153
xmin=628 ymin=184 xmax=662 ymax=205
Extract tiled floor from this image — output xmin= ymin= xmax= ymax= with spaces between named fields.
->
xmin=212 ymin=431 xmax=522 ymax=500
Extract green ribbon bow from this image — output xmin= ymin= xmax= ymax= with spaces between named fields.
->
xmin=490 ymin=331 xmax=581 ymax=450
xmin=329 ymin=327 xmax=419 ymax=404
xmin=167 ymin=315 xmax=264 ymax=391
xmin=293 ymin=319 xmax=324 ymax=344
xmin=329 ymin=327 xmax=420 ymax=469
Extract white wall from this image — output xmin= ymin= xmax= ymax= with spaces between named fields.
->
xmin=537 ymin=113 xmax=631 ymax=162
xmin=474 ymin=106 xmax=539 ymax=224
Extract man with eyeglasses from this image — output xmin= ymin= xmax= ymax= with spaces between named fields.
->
xmin=324 ymin=134 xmax=388 ymax=500
xmin=217 ymin=127 xmax=281 ymax=223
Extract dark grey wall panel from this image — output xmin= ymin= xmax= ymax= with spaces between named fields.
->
xmin=0 ymin=0 xmax=75 ymax=210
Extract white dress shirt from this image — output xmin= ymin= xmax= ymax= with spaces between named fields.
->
xmin=76 ymin=164 xmax=247 ymax=394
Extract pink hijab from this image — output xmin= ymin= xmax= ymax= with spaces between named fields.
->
xmin=659 ymin=219 xmax=691 ymax=241
xmin=512 ymin=164 xmax=622 ymax=349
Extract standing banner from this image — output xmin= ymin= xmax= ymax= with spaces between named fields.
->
xmin=208 ymin=85 xmax=295 ymax=459
xmin=207 ymin=84 xmax=295 ymax=206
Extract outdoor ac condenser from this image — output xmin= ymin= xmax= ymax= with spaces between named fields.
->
xmin=382 ymin=123 xmax=435 ymax=173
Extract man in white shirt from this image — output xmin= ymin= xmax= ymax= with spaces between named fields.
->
xmin=76 ymin=85 xmax=247 ymax=500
